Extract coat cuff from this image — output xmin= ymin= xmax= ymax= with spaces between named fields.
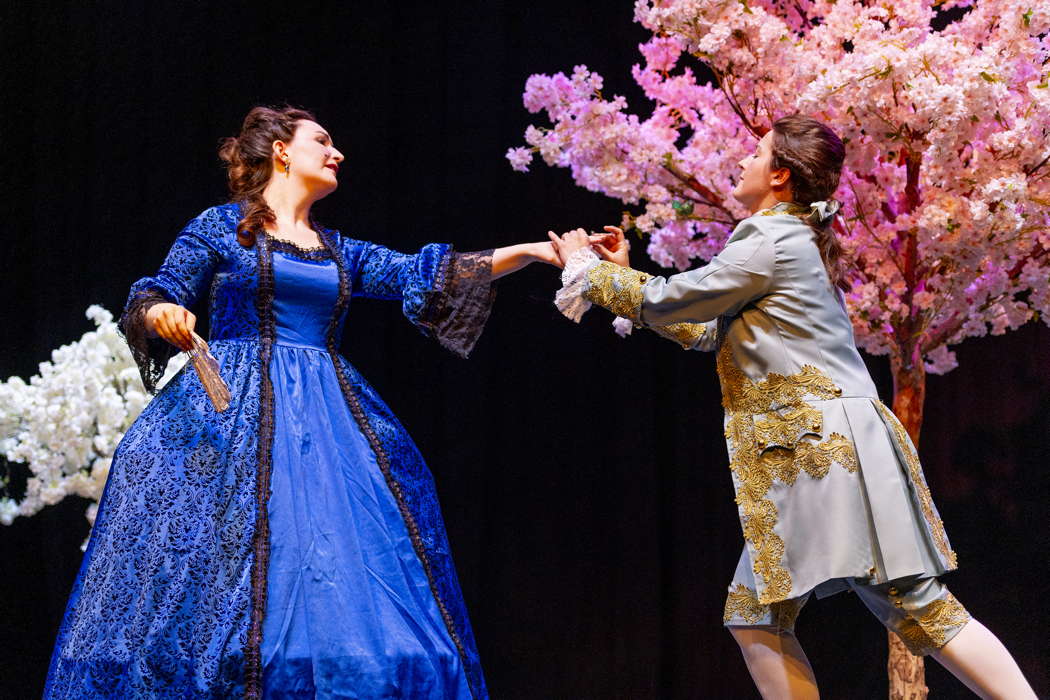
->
xmin=581 ymin=260 xmax=650 ymax=324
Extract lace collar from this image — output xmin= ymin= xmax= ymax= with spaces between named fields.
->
xmin=266 ymin=234 xmax=333 ymax=262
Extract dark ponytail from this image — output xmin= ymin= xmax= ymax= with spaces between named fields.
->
xmin=218 ymin=105 xmax=316 ymax=246
xmin=770 ymin=115 xmax=847 ymax=285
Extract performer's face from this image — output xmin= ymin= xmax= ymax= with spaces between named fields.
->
xmin=732 ymin=132 xmax=789 ymax=211
xmin=276 ymin=120 xmax=345 ymax=196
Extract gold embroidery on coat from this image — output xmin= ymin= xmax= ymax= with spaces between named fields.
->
xmin=896 ymin=593 xmax=970 ymax=655
xmin=759 ymin=434 xmax=859 ymax=483
xmin=648 ymin=321 xmax=708 ymax=349
xmin=875 ymin=402 xmax=958 ymax=569
xmin=582 ymin=261 xmax=647 ymax=322
xmin=717 ymin=342 xmax=856 ymax=604
xmin=582 ymin=262 xmax=711 ymax=348
xmin=753 ymin=406 xmax=822 ymax=451
xmin=723 ymin=584 xmax=806 ymax=631
xmin=724 ymin=584 xmax=766 ymax=624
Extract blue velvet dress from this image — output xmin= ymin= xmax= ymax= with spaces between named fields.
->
xmin=44 ymin=204 xmax=493 ymax=699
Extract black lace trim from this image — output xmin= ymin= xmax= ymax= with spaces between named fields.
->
xmin=244 ymin=236 xmax=277 ymax=700
xmin=417 ymin=250 xmax=497 ymax=358
xmin=319 ymin=232 xmax=478 ymax=700
xmin=267 ymin=236 xmax=333 ymax=262
xmin=119 ymin=290 xmax=176 ymax=393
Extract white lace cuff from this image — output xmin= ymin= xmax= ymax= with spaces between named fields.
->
xmin=555 ymin=248 xmax=600 ymax=322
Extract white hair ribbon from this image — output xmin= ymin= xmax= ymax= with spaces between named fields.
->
xmin=810 ymin=199 xmax=841 ymax=224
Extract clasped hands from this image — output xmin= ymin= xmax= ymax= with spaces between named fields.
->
xmin=547 ymin=226 xmax=630 ymax=269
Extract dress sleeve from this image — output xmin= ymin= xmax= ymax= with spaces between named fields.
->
xmin=118 ymin=211 xmax=225 ymax=392
xmin=346 ymin=241 xmax=496 ymax=358
xmin=578 ymin=222 xmax=774 ymax=326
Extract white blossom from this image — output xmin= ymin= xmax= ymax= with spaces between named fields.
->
xmin=0 ymin=305 xmax=187 ymax=533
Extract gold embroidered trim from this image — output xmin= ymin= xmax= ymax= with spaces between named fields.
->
xmin=875 ymin=402 xmax=958 ymax=569
xmin=648 ymin=321 xmax=708 ymax=349
xmin=724 ymin=584 xmax=766 ymax=624
xmin=753 ymin=406 xmax=822 ymax=451
xmin=760 ymin=202 xmax=810 ymax=217
xmin=897 ymin=593 xmax=970 ymax=655
xmin=582 ymin=261 xmax=648 ymax=323
xmin=717 ymin=342 xmax=856 ymax=604
xmin=723 ymin=584 xmax=805 ymax=631
xmin=759 ymin=433 xmax=859 ymax=483
xmin=718 ymin=354 xmax=843 ymax=415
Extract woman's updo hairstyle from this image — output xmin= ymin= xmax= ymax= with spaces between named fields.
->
xmin=769 ymin=115 xmax=847 ymax=285
xmin=218 ymin=105 xmax=316 ymax=246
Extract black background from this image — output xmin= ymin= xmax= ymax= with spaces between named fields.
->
xmin=0 ymin=2 xmax=1046 ymax=698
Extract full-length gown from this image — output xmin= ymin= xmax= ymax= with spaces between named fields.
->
xmin=44 ymin=204 xmax=493 ymax=699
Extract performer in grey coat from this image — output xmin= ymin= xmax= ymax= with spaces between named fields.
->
xmin=549 ymin=116 xmax=1034 ymax=699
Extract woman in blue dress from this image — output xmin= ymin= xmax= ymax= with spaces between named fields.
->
xmin=44 ymin=105 xmax=556 ymax=699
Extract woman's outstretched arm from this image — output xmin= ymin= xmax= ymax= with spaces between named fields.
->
xmin=490 ymin=241 xmax=561 ymax=278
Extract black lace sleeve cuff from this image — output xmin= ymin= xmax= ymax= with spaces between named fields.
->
xmin=418 ymin=250 xmax=497 ymax=358
xmin=118 ymin=290 xmax=177 ymax=393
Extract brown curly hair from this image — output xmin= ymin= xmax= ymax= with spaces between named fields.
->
xmin=218 ymin=105 xmax=317 ymax=246
xmin=770 ymin=115 xmax=847 ymax=285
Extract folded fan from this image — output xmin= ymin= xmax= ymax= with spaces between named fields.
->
xmin=188 ymin=333 xmax=230 ymax=412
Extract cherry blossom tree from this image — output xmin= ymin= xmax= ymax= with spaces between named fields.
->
xmin=508 ymin=0 xmax=1049 ymax=695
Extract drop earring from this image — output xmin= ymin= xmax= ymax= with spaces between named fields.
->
xmin=282 ymin=157 xmax=291 ymax=175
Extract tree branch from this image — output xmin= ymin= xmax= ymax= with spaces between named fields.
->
xmin=847 ymin=178 xmax=907 ymax=279
xmin=662 ymin=160 xmax=724 ymax=206
xmin=1024 ymin=152 xmax=1050 ymax=177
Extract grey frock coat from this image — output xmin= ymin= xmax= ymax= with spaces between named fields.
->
xmin=572 ymin=201 xmax=957 ymax=609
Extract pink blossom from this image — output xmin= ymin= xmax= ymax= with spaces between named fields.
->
xmin=505 ymin=147 xmax=533 ymax=173
xmin=638 ymin=36 xmax=684 ymax=72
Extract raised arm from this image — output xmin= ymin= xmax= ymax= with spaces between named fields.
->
xmin=344 ymin=236 xmax=562 ymax=356
xmin=552 ymin=221 xmax=773 ymax=330
xmin=344 ymin=240 xmax=494 ymax=357
xmin=119 ymin=209 xmax=226 ymax=391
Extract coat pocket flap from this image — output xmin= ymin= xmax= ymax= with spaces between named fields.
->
xmin=753 ymin=406 xmax=823 ymax=452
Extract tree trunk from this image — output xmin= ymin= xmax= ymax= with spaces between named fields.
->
xmin=887 ymin=347 xmax=928 ymax=699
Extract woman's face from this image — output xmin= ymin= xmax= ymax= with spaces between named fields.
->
xmin=277 ymin=120 xmax=345 ymax=195
xmin=732 ymin=131 xmax=787 ymax=211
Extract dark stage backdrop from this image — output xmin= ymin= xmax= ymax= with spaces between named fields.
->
xmin=0 ymin=2 xmax=1046 ymax=698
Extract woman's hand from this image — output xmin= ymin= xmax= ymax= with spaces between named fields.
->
xmin=145 ymin=302 xmax=197 ymax=351
xmin=547 ymin=228 xmax=593 ymax=267
xmin=528 ymin=241 xmax=563 ymax=268
xmin=591 ymin=226 xmax=630 ymax=267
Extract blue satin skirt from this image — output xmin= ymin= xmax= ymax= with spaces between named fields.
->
xmin=261 ymin=342 xmax=469 ymax=698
